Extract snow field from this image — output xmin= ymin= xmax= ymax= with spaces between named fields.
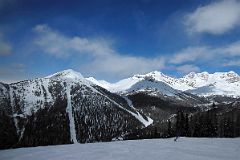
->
xmin=0 ymin=138 xmax=239 ymax=160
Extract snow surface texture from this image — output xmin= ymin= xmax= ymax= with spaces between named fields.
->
xmin=1 ymin=138 xmax=239 ymax=160
xmin=87 ymin=71 xmax=240 ymax=97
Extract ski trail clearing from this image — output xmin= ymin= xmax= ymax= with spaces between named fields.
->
xmin=66 ymin=85 xmax=78 ymax=143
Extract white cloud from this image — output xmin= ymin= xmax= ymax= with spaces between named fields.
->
xmin=185 ymin=0 xmax=240 ymax=35
xmin=223 ymin=60 xmax=240 ymax=66
xmin=170 ymin=47 xmax=210 ymax=64
xmin=69 ymin=37 xmax=114 ymax=56
xmin=33 ymin=24 xmax=114 ymax=57
xmin=27 ymin=24 xmax=240 ymax=80
xmin=170 ymin=41 xmax=240 ymax=66
xmin=176 ymin=64 xmax=200 ymax=74
xmin=33 ymin=24 xmax=165 ymax=78
xmin=86 ymin=55 xmax=165 ymax=77
xmin=223 ymin=41 xmax=240 ymax=56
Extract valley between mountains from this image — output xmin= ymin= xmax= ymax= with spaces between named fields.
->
xmin=0 ymin=69 xmax=240 ymax=149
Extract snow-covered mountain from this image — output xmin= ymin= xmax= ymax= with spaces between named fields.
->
xmin=183 ymin=71 xmax=240 ymax=97
xmin=87 ymin=71 xmax=240 ymax=97
xmin=87 ymin=71 xmax=191 ymax=93
xmin=1 ymin=69 xmax=239 ymax=149
xmin=0 ymin=69 xmax=153 ymax=149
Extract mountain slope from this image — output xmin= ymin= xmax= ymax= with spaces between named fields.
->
xmin=1 ymin=69 xmax=240 ymax=149
xmin=88 ymin=71 xmax=240 ymax=97
xmin=0 ymin=69 xmax=153 ymax=149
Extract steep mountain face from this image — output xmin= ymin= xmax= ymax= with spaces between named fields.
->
xmin=88 ymin=71 xmax=240 ymax=97
xmin=0 ymin=69 xmax=152 ymax=149
xmin=122 ymin=78 xmax=207 ymax=105
xmin=127 ymin=93 xmax=199 ymax=125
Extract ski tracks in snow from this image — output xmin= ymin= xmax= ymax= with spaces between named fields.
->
xmin=123 ymin=96 xmax=153 ymax=127
xmin=66 ymin=85 xmax=78 ymax=143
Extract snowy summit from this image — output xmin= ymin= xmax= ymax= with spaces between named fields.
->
xmin=45 ymin=69 xmax=84 ymax=81
xmin=88 ymin=71 xmax=240 ymax=97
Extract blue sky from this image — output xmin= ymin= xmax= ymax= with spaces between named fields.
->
xmin=0 ymin=0 xmax=240 ymax=82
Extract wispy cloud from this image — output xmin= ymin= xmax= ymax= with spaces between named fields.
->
xmin=176 ymin=64 xmax=200 ymax=74
xmin=0 ymin=41 xmax=12 ymax=55
xmin=31 ymin=24 xmax=240 ymax=77
xmin=0 ymin=63 xmax=26 ymax=83
xmin=33 ymin=24 xmax=165 ymax=78
xmin=85 ymin=55 xmax=165 ymax=77
xmin=0 ymin=33 xmax=12 ymax=55
xmin=170 ymin=47 xmax=211 ymax=64
xmin=170 ymin=41 xmax=240 ymax=67
xmin=223 ymin=41 xmax=240 ymax=56
xmin=223 ymin=60 xmax=240 ymax=66
xmin=33 ymin=24 xmax=114 ymax=57
xmin=185 ymin=0 xmax=240 ymax=35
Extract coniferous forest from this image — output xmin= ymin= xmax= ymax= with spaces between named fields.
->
xmin=124 ymin=95 xmax=240 ymax=140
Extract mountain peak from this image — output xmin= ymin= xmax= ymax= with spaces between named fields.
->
xmin=45 ymin=69 xmax=84 ymax=80
xmin=199 ymin=71 xmax=209 ymax=75
xmin=184 ymin=72 xmax=196 ymax=79
xmin=147 ymin=70 xmax=163 ymax=75
xmin=132 ymin=71 xmax=166 ymax=79
xmin=227 ymin=71 xmax=238 ymax=77
xmin=184 ymin=71 xmax=239 ymax=80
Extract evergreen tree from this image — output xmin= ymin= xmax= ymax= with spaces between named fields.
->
xmin=175 ymin=110 xmax=181 ymax=136
xmin=167 ymin=120 xmax=172 ymax=137
xmin=184 ymin=113 xmax=189 ymax=136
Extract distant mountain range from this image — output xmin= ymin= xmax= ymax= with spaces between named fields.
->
xmin=0 ymin=69 xmax=239 ymax=149
xmin=87 ymin=70 xmax=240 ymax=97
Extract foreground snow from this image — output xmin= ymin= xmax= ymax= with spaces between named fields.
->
xmin=1 ymin=138 xmax=239 ymax=160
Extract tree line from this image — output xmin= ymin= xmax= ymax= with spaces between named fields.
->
xmin=125 ymin=104 xmax=240 ymax=140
